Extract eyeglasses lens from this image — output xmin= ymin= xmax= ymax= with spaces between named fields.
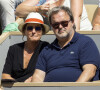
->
xmin=52 ymin=21 xmax=69 ymax=29
xmin=27 ymin=26 xmax=41 ymax=31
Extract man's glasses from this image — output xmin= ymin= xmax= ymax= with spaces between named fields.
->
xmin=52 ymin=20 xmax=70 ymax=29
xmin=26 ymin=26 xmax=42 ymax=31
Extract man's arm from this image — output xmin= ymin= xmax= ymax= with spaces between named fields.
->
xmin=15 ymin=0 xmax=50 ymax=18
xmin=92 ymin=7 xmax=100 ymax=30
xmin=71 ymin=0 xmax=83 ymax=31
xmin=76 ymin=64 xmax=97 ymax=82
xmin=32 ymin=69 xmax=46 ymax=82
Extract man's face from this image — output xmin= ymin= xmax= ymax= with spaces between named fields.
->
xmin=51 ymin=10 xmax=74 ymax=39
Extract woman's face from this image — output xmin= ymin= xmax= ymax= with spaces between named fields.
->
xmin=24 ymin=23 xmax=43 ymax=42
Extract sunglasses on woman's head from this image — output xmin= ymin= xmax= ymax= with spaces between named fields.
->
xmin=52 ymin=20 xmax=70 ymax=29
xmin=26 ymin=26 xmax=42 ymax=31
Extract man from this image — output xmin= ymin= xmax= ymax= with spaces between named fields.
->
xmin=32 ymin=6 xmax=100 ymax=82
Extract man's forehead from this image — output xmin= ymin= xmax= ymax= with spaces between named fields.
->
xmin=51 ymin=10 xmax=70 ymax=21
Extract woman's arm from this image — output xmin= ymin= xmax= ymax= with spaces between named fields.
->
xmin=71 ymin=0 xmax=83 ymax=31
xmin=92 ymin=7 xmax=100 ymax=30
xmin=15 ymin=0 xmax=50 ymax=17
xmin=2 ymin=73 xmax=15 ymax=80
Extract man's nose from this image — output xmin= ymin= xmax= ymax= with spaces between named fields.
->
xmin=59 ymin=24 xmax=63 ymax=28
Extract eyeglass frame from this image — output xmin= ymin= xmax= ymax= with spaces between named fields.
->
xmin=51 ymin=20 xmax=71 ymax=29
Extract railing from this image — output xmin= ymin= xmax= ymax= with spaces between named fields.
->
xmin=1 ymin=31 xmax=100 ymax=44
xmin=0 ymin=31 xmax=100 ymax=90
xmin=1 ymin=81 xmax=100 ymax=90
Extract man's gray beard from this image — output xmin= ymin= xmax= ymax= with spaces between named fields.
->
xmin=56 ymin=33 xmax=69 ymax=39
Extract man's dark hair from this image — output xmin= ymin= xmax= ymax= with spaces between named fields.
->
xmin=48 ymin=6 xmax=76 ymax=30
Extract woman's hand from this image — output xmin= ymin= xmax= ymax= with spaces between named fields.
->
xmin=24 ymin=76 xmax=32 ymax=83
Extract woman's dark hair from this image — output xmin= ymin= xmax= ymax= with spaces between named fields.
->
xmin=41 ymin=24 xmax=45 ymax=34
xmin=21 ymin=24 xmax=27 ymax=41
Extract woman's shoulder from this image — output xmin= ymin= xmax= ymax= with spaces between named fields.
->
xmin=9 ymin=42 xmax=25 ymax=49
xmin=40 ymin=41 xmax=49 ymax=46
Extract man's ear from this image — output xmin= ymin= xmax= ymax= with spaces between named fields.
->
xmin=72 ymin=20 xmax=74 ymax=24
xmin=71 ymin=21 xmax=76 ymax=30
xmin=72 ymin=23 xmax=76 ymax=30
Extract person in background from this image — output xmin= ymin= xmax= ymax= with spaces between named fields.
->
xmin=0 ymin=0 xmax=25 ymax=33
xmin=0 ymin=0 xmax=49 ymax=33
xmin=1 ymin=12 xmax=49 ymax=82
xmin=92 ymin=0 xmax=100 ymax=30
xmin=0 ymin=0 xmax=92 ymax=34
xmin=16 ymin=0 xmax=92 ymax=31
xmin=32 ymin=6 xmax=100 ymax=82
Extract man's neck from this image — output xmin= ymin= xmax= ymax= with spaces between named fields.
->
xmin=58 ymin=31 xmax=75 ymax=49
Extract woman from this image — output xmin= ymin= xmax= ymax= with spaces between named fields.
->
xmin=1 ymin=12 xmax=50 ymax=82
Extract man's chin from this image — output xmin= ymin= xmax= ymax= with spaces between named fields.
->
xmin=56 ymin=34 xmax=68 ymax=38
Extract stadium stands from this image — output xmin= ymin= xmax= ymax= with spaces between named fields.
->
xmin=0 ymin=4 xmax=100 ymax=90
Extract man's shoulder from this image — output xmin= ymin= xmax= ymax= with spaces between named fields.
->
xmin=42 ymin=43 xmax=53 ymax=50
xmin=76 ymin=32 xmax=93 ymax=42
xmin=38 ymin=44 xmax=53 ymax=57
xmin=40 ymin=41 xmax=55 ymax=54
xmin=75 ymin=32 xmax=96 ymax=48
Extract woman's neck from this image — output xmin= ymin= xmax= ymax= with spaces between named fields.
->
xmin=24 ymin=40 xmax=40 ymax=53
